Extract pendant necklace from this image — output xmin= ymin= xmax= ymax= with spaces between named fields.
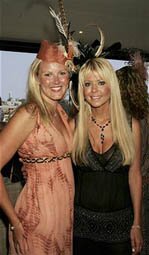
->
xmin=91 ymin=116 xmax=111 ymax=144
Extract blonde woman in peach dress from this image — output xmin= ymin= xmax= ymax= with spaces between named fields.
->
xmin=0 ymin=40 xmax=76 ymax=255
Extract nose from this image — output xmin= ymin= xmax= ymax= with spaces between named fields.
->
xmin=53 ymin=75 xmax=60 ymax=84
xmin=91 ymin=82 xmax=98 ymax=92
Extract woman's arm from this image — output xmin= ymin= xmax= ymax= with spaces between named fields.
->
xmin=0 ymin=106 xmax=36 ymax=169
xmin=0 ymin=105 xmax=36 ymax=253
xmin=0 ymin=105 xmax=36 ymax=215
xmin=0 ymin=174 xmax=20 ymax=224
xmin=129 ymin=118 xmax=143 ymax=254
xmin=129 ymin=118 xmax=142 ymax=226
xmin=0 ymin=174 xmax=29 ymax=253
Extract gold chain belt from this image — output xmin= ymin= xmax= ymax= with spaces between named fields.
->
xmin=21 ymin=152 xmax=71 ymax=164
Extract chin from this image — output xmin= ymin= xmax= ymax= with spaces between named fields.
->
xmin=52 ymin=95 xmax=65 ymax=101
xmin=90 ymin=99 xmax=109 ymax=108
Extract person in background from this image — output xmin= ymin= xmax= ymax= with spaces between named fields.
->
xmin=0 ymin=97 xmax=4 ymax=122
xmin=72 ymin=56 xmax=143 ymax=255
xmin=116 ymin=53 xmax=149 ymax=255
xmin=0 ymin=40 xmax=77 ymax=255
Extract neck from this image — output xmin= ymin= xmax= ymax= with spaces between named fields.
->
xmin=40 ymin=90 xmax=59 ymax=113
xmin=42 ymin=99 xmax=59 ymax=118
xmin=91 ymin=108 xmax=110 ymax=123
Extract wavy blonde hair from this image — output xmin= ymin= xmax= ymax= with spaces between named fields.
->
xmin=72 ymin=58 xmax=135 ymax=165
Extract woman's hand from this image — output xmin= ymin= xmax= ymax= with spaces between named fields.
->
xmin=130 ymin=226 xmax=143 ymax=254
xmin=11 ymin=221 xmax=29 ymax=254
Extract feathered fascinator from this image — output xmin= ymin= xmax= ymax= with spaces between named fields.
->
xmin=73 ymin=25 xmax=105 ymax=68
xmin=44 ymin=0 xmax=80 ymax=72
xmin=48 ymin=1 xmax=105 ymax=71
xmin=37 ymin=40 xmax=68 ymax=65
xmin=37 ymin=0 xmax=80 ymax=72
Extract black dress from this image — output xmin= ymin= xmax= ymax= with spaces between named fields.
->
xmin=73 ymin=142 xmax=133 ymax=255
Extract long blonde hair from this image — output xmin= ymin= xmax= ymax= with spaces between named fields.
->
xmin=72 ymin=58 xmax=135 ymax=165
xmin=26 ymin=58 xmax=70 ymax=124
xmin=25 ymin=58 xmax=52 ymax=124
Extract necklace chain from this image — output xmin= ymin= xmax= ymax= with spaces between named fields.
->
xmin=91 ymin=116 xmax=111 ymax=144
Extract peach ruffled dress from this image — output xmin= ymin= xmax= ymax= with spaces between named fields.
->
xmin=9 ymin=104 xmax=74 ymax=255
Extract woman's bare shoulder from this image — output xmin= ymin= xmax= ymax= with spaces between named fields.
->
xmin=2 ymin=103 xmax=38 ymax=134
xmin=19 ymin=103 xmax=38 ymax=117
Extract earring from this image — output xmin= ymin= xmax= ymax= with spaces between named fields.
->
xmin=69 ymin=80 xmax=79 ymax=110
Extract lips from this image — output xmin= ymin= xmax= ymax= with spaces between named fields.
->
xmin=91 ymin=96 xmax=101 ymax=100
xmin=50 ymin=86 xmax=62 ymax=92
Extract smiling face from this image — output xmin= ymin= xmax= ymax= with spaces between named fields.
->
xmin=83 ymin=71 xmax=111 ymax=109
xmin=38 ymin=62 xmax=69 ymax=104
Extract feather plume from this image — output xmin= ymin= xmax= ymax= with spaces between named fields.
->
xmin=49 ymin=6 xmax=67 ymax=39
xmin=58 ymin=0 xmax=68 ymax=32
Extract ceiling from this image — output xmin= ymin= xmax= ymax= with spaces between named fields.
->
xmin=0 ymin=0 xmax=149 ymax=56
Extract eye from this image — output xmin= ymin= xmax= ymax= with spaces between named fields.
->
xmin=97 ymin=80 xmax=105 ymax=85
xmin=44 ymin=72 xmax=53 ymax=77
xmin=84 ymin=82 xmax=92 ymax=87
xmin=59 ymin=71 xmax=68 ymax=75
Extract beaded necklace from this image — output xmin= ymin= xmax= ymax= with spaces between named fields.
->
xmin=91 ymin=116 xmax=111 ymax=144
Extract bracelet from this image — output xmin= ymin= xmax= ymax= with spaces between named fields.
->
xmin=131 ymin=225 xmax=141 ymax=229
xmin=10 ymin=225 xmax=15 ymax=231
xmin=10 ymin=221 xmax=21 ymax=231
